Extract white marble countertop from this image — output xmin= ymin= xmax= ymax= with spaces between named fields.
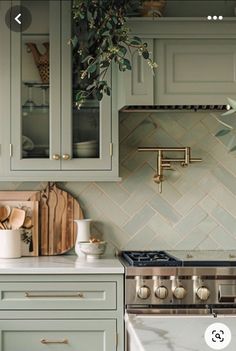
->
xmin=125 ymin=313 xmax=236 ymax=351
xmin=0 ymin=255 xmax=124 ymax=274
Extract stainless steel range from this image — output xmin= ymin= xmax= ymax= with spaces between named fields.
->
xmin=121 ymin=250 xmax=236 ymax=315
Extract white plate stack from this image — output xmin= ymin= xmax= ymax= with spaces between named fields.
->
xmin=73 ymin=140 xmax=98 ymax=158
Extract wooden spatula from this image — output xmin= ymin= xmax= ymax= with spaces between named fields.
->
xmin=8 ymin=208 xmax=25 ymax=230
xmin=0 ymin=205 xmax=11 ymax=222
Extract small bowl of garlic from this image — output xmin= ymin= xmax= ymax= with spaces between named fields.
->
xmin=78 ymin=238 xmax=107 ymax=260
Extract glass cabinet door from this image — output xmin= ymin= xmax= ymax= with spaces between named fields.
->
xmin=11 ymin=0 xmax=61 ymax=170
xmin=61 ymin=0 xmax=112 ymax=170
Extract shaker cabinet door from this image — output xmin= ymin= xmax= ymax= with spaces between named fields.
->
xmin=10 ymin=0 xmax=61 ymax=171
xmin=0 ymin=320 xmax=116 ymax=351
xmin=60 ymin=0 xmax=112 ymax=171
xmin=155 ymin=39 xmax=236 ymax=105
xmin=2 ymin=0 xmax=118 ymax=180
xmin=118 ymin=38 xmax=154 ymax=107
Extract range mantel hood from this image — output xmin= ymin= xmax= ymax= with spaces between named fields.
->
xmin=120 ymin=105 xmax=228 ymax=113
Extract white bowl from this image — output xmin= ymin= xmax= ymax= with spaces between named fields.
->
xmin=73 ymin=140 xmax=98 ymax=148
xmin=73 ymin=145 xmax=98 ymax=158
xmin=78 ymin=241 xmax=107 ymax=260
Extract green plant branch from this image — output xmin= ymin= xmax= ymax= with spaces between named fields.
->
xmin=72 ymin=0 xmax=158 ymax=108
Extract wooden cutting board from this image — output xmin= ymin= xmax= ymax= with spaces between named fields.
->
xmin=40 ymin=183 xmax=83 ymax=255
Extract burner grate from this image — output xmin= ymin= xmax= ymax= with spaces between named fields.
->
xmin=122 ymin=251 xmax=181 ymax=267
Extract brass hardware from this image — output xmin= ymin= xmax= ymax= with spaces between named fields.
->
xmin=41 ymin=338 xmax=68 ymax=344
xmin=110 ymin=143 xmax=113 ymax=156
xmin=10 ymin=144 xmax=13 ymax=157
xmin=52 ymin=154 xmax=60 ymax=160
xmin=138 ymin=146 xmax=202 ymax=193
xmin=186 ymin=253 xmax=193 ymax=258
xmin=229 ymin=254 xmax=236 ymax=259
xmin=25 ymin=291 xmax=84 ymax=298
xmin=62 ymin=154 xmax=70 ymax=160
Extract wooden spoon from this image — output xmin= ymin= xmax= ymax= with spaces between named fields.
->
xmin=0 ymin=221 xmax=5 ymax=229
xmin=22 ymin=216 xmax=32 ymax=229
xmin=0 ymin=205 xmax=11 ymax=222
xmin=8 ymin=208 xmax=25 ymax=230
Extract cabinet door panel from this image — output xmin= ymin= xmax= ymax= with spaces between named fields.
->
xmin=10 ymin=0 xmax=61 ymax=170
xmin=61 ymin=1 xmax=112 ymax=170
xmin=121 ymin=38 xmax=154 ymax=106
xmin=155 ymin=39 xmax=236 ymax=105
xmin=0 ymin=320 xmax=116 ymax=351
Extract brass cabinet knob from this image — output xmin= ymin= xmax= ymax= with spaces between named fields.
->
xmin=52 ymin=154 xmax=60 ymax=160
xmin=62 ymin=154 xmax=71 ymax=160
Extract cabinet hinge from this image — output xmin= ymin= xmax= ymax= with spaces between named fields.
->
xmin=110 ymin=143 xmax=113 ymax=157
xmin=10 ymin=144 xmax=13 ymax=157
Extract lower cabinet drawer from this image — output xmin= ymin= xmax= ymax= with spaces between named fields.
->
xmin=0 ymin=281 xmax=116 ymax=310
xmin=0 ymin=319 xmax=116 ymax=351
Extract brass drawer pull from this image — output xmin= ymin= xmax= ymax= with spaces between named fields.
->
xmin=41 ymin=338 xmax=68 ymax=344
xmin=25 ymin=292 xmax=84 ymax=298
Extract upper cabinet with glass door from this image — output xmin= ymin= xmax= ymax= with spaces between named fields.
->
xmin=8 ymin=0 xmax=119 ymax=181
xmin=11 ymin=0 xmax=61 ymax=172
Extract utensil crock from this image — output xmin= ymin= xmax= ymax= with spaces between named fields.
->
xmin=0 ymin=229 xmax=21 ymax=258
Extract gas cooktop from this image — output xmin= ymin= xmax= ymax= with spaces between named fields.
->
xmin=122 ymin=251 xmax=181 ymax=267
xmin=121 ymin=250 xmax=236 ymax=267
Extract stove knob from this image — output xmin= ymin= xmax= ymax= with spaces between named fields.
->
xmin=173 ymin=286 xmax=187 ymax=300
xmin=155 ymin=286 xmax=168 ymax=299
xmin=137 ymin=286 xmax=151 ymax=299
xmin=196 ymin=286 xmax=210 ymax=301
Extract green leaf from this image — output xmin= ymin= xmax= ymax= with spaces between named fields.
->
xmin=133 ymin=36 xmax=142 ymax=44
xmin=87 ymin=64 xmax=97 ymax=74
xmin=101 ymin=30 xmax=110 ymax=37
xmin=118 ymin=62 xmax=126 ymax=71
xmin=142 ymin=50 xmax=149 ymax=59
xmin=105 ymin=87 xmax=111 ymax=96
xmin=96 ymin=90 xmax=103 ymax=101
xmin=215 ymin=129 xmax=231 ymax=137
xmin=106 ymin=21 xmax=113 ymax=30
xmin=130 ymin=40 xmax=141 ymax=45
xmin=227 ymin=97 xmax=236 ymax=109
xmin=123 ymin=58 xmax=131 ymax=70
xmin=112 ymin=16 xmax=118 ymax=25
xmin=118 ymin=46 xmax=127 ymax=56
xmin=229 ymin=145 xmax=236 ymax=152
xmin=71 ymin=36 xmax=78 ymax=47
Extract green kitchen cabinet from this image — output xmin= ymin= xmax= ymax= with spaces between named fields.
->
xmin=0 ymin=0 xmax=119 ymax=181
xmin=0 ymin=320 xmax=116 ymax=351
xmin=118 ymin=18 xmax=236 ymax=108
xmin=118 ymin=38 xmax=154 ymax=108
xmin=0 ymin=274 xmax=124 ymax=351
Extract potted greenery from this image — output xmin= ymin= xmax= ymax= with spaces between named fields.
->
xmin=140 ymin=0 xmax=166 ymax=17
xmin=72 ymin=0 xmax=157 ymax=108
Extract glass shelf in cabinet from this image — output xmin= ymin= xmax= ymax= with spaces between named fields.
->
xmin=23 ymin=81 xmax=49 ymax=89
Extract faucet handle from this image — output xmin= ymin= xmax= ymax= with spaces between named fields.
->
xmin=153 ymin=174 xmax=163 ymax=184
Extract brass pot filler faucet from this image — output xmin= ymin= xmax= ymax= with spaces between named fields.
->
xmin=138 ymin=147 xmax=202 ymax=193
